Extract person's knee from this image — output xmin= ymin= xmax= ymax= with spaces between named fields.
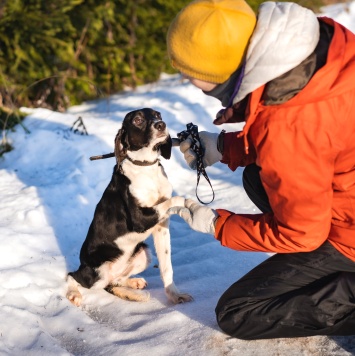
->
xmin=215 ymin=298 xmax=251 ymax=340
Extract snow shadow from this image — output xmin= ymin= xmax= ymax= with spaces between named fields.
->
xmin=1 ymin=115 xmax=118 ymax=271
xmin=332 ymin=336 xmax=355 ymax=354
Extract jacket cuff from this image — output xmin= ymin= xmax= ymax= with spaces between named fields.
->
xmin=214 ymin=209 xmax=234 ymax=240
xmin=217 ymin=130 xmax=225 ymax=154
xmin=221 ymin=132 xmax=254 ymax=171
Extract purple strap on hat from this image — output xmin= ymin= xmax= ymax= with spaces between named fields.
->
xmin=217 ymin=61 xmax=246 ymax=117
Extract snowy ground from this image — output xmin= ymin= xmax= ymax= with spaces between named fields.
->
xmin=1 ymin=3 xmax=355 ymax=355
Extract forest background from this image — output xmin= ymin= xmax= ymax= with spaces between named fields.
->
xmin=0 ymin=0 xmax=341 ymax=136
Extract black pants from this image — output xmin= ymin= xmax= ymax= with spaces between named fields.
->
xmin=215 ymin=164 xmax=355 ymax=340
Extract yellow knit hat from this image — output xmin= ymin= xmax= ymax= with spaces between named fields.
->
xmin=167 ymin=0 xmax=256 ymax=84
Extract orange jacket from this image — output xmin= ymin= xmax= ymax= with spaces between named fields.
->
xmin=215 ymin=18 xmax=355 ymax=261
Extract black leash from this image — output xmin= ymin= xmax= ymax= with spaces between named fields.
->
xmin=177 ymin=123 xmax=215 ymax=205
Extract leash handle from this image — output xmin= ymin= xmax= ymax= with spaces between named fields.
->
xmin=177 ymin=123 xmax=215 ymax=205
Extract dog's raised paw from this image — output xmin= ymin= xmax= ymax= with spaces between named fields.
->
xmin=170 ymin=196 xmax=186 ymax=208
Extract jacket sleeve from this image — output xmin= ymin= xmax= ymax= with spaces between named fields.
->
xmin=221 ymin=132 xmax=256 ymax=170
xmin=215 ymin=111 xmax=336 ymax=253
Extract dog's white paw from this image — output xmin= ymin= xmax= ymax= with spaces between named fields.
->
xmin=154 ymin=196 xmax=186 ymax=221
xmin=126 ymin=277 xmax=148 ymax=289
xmin=169 ymin=292 xmax=194 ymax=304
xmin=66 ymin=290 xmax=83 ymax=307
xmin=165 ymin=285 xmax=193 ymax=304
xmin=170 ymin=196 xmax=186 ymax=208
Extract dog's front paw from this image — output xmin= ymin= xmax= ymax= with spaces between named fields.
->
xmin=155 ymin=196 xmax=186 ymax=222
xmin=165 ymin=284 xmax=193 ymax=304
xmin=169 ymin=292 xmax=194 ymax=304
xmin=170 ymin=196 xmax=186 ymax=208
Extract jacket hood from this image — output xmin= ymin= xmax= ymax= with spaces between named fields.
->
xmin=233 ymin=2 xmax=320 ymax=104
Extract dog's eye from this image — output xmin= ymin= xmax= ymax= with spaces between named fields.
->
xmin=133 ymin=115 xmax=143 ymax=125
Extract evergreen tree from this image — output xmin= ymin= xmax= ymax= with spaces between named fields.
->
xmin=0 ymin=0 xmax=324 ymax=115
xmin=0 ymin=0 xmax=82 ymax=110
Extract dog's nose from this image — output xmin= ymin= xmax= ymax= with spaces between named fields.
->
xmin=154 ymin=121 xmax=166 ymax=131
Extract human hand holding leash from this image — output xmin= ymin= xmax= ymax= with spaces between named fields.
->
xmin=179 ymin=131 xmax=222 ymax=170
xmin=169 ymin=198 xmax=219 ymax=235
xmin=173 ymin=124 xmax=222 ymax=205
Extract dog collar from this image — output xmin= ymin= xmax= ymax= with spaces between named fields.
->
xmin=125 ymin=156 xmax=159 ymax=166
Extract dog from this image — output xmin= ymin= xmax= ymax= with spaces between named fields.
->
xmin=66 ymin=108 xmax=192 ymax=306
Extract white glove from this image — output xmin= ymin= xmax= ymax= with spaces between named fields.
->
xmin=168 ymin=199 xmax=219 ymax=235
xmin=180 ymin=131 xmax=222 ymax=170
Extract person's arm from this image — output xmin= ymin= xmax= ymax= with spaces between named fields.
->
xmin=218 ymin=114 xmax=336 ymax=253
xmin=220 ymin=132 xmax=256 ymax=170
xmin=172 ymin=117 xmax=335 ymax=254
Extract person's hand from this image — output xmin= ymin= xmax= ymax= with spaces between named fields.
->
xmin=168 ymin=198 xmax=218 ymax=235
xmin=180 ymin=131 xmax=222 ymax=170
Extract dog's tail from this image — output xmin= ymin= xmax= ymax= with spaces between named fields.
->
xmin=68 ymin=265 xmax=99 ymax=288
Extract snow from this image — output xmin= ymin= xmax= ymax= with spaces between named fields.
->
xmin=1 ymin=3 xmax=355 ymax=355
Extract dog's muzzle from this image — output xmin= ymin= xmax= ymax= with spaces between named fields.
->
xmin=154 ymin=121 xmax=166 ymax=132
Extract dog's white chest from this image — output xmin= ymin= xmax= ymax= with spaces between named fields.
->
xmin=123 ymin=163 xmax=172 ymax=206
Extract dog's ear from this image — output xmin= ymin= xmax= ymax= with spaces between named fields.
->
xmin=114 ymin=128 xmax=127 ymax=165
xmin=159 ymin=135 xmax=172 ymax=160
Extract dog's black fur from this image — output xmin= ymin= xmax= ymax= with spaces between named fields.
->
xmin=66 ymin=108 xmax=192 ymax=306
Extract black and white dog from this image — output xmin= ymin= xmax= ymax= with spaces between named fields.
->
xmin=66 ymin=108 xmax=192 ymax=306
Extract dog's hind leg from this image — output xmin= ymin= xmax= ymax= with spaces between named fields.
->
xmin=66 ymin=265 xmax=99 ymax=307
xmin=125 ymin=278 xmax=147 ymax=289
xmin=107 ymin=245 xmax=151 ymax=302
xmin=152 ymin=219 xmax=193 ymax=304
xmin=107 ymin=286 xmax=150 ymax=302
xmin=66 ymin=275 xmax=83 ymax=307
xmin=120 ymin=244 xmax=151 ymax=290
